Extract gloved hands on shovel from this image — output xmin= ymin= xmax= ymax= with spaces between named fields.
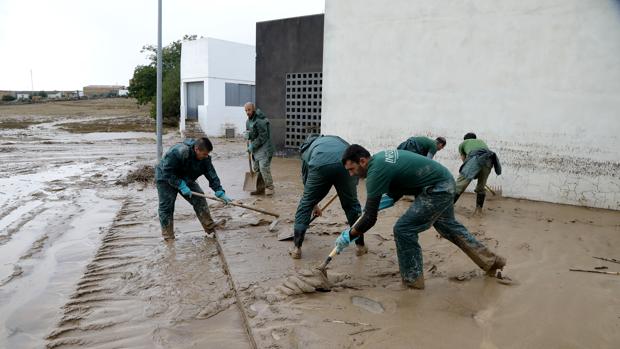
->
xmin=335 ymin=228 xmax=359 ymax=254
xmin=215 ymin=190 xmax=232 ymax=204
xmin=178 ymin=180 xmax=192 ymax=198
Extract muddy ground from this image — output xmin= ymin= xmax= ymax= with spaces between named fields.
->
xmin=1 ymin=100 xmax=619 ymax=349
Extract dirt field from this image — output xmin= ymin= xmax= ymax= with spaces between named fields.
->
xmin=1 ymin=100 xmax=619 ymax=348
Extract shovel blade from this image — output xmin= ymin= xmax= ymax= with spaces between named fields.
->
xmin=277 ymin=230 xmax=294 ymax=241
xmin=243 ymin=172 xmax=258 ymax=192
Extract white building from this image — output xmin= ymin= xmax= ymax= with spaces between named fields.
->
xmin=47 ymin=92 xmax=63 ymax=99
xmin=118 ymin=89 xmax=129 ymax=97
xmin=16 ymin=93 xmax=29 ymax=100
xmin=322 ymin=0 xmax=620 ymax=209
xmin=180 ymin=37 xmax=255 ymax=137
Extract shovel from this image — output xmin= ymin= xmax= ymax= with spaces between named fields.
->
xmin=243 ymin=152 xmax=263 ymax=192
xmin=191 ymin=191 xmax=280 ymax=231
xmin=277 ymin=193 xmax=339 ymax=241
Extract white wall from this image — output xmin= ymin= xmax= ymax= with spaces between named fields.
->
xmin=322 ymin=0 xmax=620 ymax=209
xmin=180 ymin=37 xmax=255 ymax=137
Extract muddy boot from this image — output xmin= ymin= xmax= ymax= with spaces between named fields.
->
xmin=162 ymin=222 xmax=175 ymax=241
xmin=290 ymin=229 xmax=304 ymax=259
xmin=197 ymin=210 xmax=225 ymax=236
xmin=403 ymin=274 xmax=425 ymax=289
xmin=355 ymin=244 xmax=368 ymax=256
xmin=289 ymin=246 xmax=302 ymax=259
xmin=486 ymin=255 xmax=506 ymax=277
xmin=265 ymin=187 xmax=274 ymax=196
xmin=454 ymin=236 xmax=505 ymax=275
xmin=473 ymin=193 xmax=485 ymax=216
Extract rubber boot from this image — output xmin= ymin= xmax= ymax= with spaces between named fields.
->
xmin=453 ymin=236 xmax=505 ymax=275
xmin=355 ymin=245 xmax=368 ymax=256
xmin=403 ymin=273 xmax=425 ymax=290
xmin=473 ymin=193 xmax=486 ymax=216
xmin=162 ymin=222 xmax=175 ymax=241
xmin=197 ymin=210 xmax=225 ymax=236
xmin=289 ymin=229 xmax=305 ymax=259
xmin=265 ymin=187 xmax=274 ymax=196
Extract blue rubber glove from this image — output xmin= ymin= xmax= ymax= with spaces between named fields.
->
xmin=335 ymin=228 xmax=358 ymax=254
xmin=247 ymin=143 xmax=254 ymax=153
xmin=243 ymin=131 xmax=250 ymax=140
xmin=378 ymin=194 xmax=395 ymax=211
xmin=215 ymin=190 xmax=232 ymax=204
xmin=178 ymin=180 xmax=192 ymax=198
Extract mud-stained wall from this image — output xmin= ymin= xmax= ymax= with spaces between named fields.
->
xmin=321 ymin=0 xmax=620 ymax=209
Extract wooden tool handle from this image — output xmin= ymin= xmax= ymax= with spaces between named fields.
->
xmin=309 ymin=193 xmax=339 ymax=224
xmin=191 ymin=191 xmax=279 ymax=218
xmin=485 ymin=184 xmax=496 ymax=195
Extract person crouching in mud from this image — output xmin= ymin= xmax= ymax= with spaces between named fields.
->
xmin=155 ymin=137 xmax=233 ymax=241
xmin=335 ymin=144 xmax=506 ymax=289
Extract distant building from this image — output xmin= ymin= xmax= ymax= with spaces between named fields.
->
xmin=83 ymin=85 xmax=125 ymax=98
xmin=118 ymin=89 xmax=129 ymax=97
xmin=47 ymin=91 xmax=63 ymax=99
xmin=16 ymin=93 xmax=30 ymax=100
xmin=180 ymin=37 xmax=255 ymax=137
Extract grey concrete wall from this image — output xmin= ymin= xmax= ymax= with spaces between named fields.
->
xmin=256 ymin=14 xmax=324 ymax=152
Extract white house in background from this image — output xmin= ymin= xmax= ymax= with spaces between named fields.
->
xmin=16 ymin=93 xmax=29 ymax=100
xmin=48 ymin=91 xmax=63 ymax=99
xmin=322 ymin=0 xmax=620 ymax=209
xmin=118 ymin=89 xmax=129 ymax=97
xmin=180 ymin=37 xmax=255 ymax=137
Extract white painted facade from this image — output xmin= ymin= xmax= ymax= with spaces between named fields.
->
xmin=322 ymin=0 xmax=620 ymax=209
xmin=180 ymin=37 xmax=255 ymax=137
xmin=117 ymin=89 xmax=129 ymax=97
xmin=47 ymin=92 xmax=63 ymax=99
xmin=16 ymin=93 xmax=29 ymax=100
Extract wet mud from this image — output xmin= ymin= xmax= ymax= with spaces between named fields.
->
xmin=1 ymin=101 xmax=620 ymax=348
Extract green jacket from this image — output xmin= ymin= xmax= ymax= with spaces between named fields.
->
xmin=246 ymin=109 xmax=274 ymax=156
xmin=155 ymin=139 xmax=223 ymax=192
xmin=299 ymin=135 xmax=349 ymax=185
xmin=397 ymin=136 xmax=438 ymax=159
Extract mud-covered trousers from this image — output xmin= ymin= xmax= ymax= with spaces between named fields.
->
xmin=393 ymin=179 xmax=500 ymax=283
xmin=252 ymin=146 xmax=274 ymax=190
xmin=156 ymin=180 xmax=217 ymax=236
xmin=294 ymin=162 xmax=364 ymax=247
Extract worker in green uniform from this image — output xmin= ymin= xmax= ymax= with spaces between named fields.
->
xmin=336 ymin=144 xmax=505 ymax=289
xmin=289 ymin=135 xmax=365 ymax=259
xmin=245 ymin=102 xmax=275 ymax=196
xmin=155 ymin=137 xmax=232 ymax=241
xmin=454 ymin=132 xmax=501 ymax=215
xmin=397 ymin=136 xmax=446 ymax=159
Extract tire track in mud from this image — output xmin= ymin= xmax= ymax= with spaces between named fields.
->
xmin=46 ymin=194 xmax=251 ymax=349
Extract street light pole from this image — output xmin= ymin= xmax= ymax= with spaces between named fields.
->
xmin=156 ymin=0 xmax=163 ymax=162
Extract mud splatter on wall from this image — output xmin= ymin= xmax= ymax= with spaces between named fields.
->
xmin=321 ymin=0 xmax=620 ymax=210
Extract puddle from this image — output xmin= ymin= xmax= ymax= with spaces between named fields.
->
xmin=351 ymin=296 xmax=385 ymax=314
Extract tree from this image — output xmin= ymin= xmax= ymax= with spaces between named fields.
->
xmin=128 ymin=65 xmax=156 ymax=105
xmin=128 ymin=34 xmax=197 ymax=124
xmin=1 ymin=95 xmax=16 ymax=101
xmin=37 ymin=91 xmax=47 ymax=98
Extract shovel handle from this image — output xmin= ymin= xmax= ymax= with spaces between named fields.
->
xmin=247 ymin=149 xmax=255 ymax=175
xmin=191 ymin=191 xmax=279 ymax=218
xmin=485 ymin=184 xmax=496 ymax=196
xmin=309 ymin=193 xmax=339 ymax=224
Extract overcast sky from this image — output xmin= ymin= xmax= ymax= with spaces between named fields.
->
xmin=0 ymin=0 xmax=325 ymax=91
